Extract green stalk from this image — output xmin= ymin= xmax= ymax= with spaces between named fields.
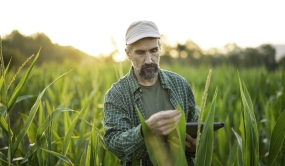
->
xmin=1 ymin=35 xmax=11 ymax=166
xmin=0 ymin=36 xmax=7 ymax=103
xmin=8 ymin=117 xmax=11 ymax=166
xmin=47 ymin=116 xmax=52 ymax=166
xmin=196 ymin=69 xmax=212 ymax=152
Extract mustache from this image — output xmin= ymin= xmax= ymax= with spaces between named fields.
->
xmin=141 ymin=63 xmax=158 ymax=69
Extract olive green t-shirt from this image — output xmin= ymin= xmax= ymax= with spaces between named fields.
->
xmin=140 ymin=77 xmax=174 ymax=119
xmin=140 ymin=77 xmax=176 ymax=166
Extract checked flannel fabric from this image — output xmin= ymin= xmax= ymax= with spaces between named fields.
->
xmin=103 ymin=67 xmax=198 ymax=166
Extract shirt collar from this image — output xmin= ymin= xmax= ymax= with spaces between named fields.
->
xmin=158 ymin=69 xmax=168 ymax=88
xmin=127 ymin=67 xmax=141 ymax=94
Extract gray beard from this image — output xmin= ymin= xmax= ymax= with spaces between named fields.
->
xmin=137 ymin=63 xmax=159 ymax=79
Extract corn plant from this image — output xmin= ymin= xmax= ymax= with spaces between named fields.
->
xmin=194 ymin=87 xmax=218 ymax=166
xmin=231 ymin=74 xmax=285 ymax=166
xmin=0 ymin=38 xmax=117 ymax=165
xmin=136 ymin=103 xmax=187 ymax=166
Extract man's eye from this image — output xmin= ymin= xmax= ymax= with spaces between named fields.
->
xmin=151 ymin=48 xmax=158 ymax=53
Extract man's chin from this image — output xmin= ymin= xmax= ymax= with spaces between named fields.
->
xmin=140 ymin=72 xmax=158 ymax=80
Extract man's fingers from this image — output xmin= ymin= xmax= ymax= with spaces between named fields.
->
xmin=156 ymin=113 xmax=181 ymax=126
xmin=145 ymin=110 xmax=182 ymax=135
xmin=186 ymin=134 xmax=196 ymax=152
xmin=186 ymin=134 xmax=195 ymax=142
xmin=157 ymin=110 xmax=181 ymax=119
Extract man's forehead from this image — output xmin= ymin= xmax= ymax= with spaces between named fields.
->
xmin=134 ymin=46 xmax=159 ymax=51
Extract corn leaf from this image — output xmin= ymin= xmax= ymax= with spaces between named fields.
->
xmin=225 ymin=141 xmax=238 ymax=166
xmin=63 ymin=111 xmax=71 ymax=135
xmin=168 ymin=103 xmax=187 ymax=166
xmin=0 ymin=58 xmax=11 ymax=105
xmin=136 ymin=106 xmax=166 ymax=166
xmin=0 ymin=113 xmax=13 ymax=137
xmin=85 ymin=123 xmax=97 ymax=166
xmin=36 ymin=108 xmax=74 ymax=137
xmin=176 ymin=103 xmax=186 ymax=151
xmin=0 ymin=105 xmax=6 ymax=116
xmin=0 ymin=61 xmax=10 ymax=90
xmin=266 ymin=110 xmax=285 ymax=166
xmin=19 ymin=113 xmax=37 ymax=143
xmin=20 ymin=108 xmax=73 ymax=164
xmin=168 ymin=130 xmax=187 ymax=166
xmin=37 ymin=102 xmax=44 ymax=129
xmin=11 ymin=71 xmax=70 ymax=157
xmin=62 ymin=109 xmax=83 ymax=156
xmin=132 ymin=152 xmax=139 ymax=166
xmin=41 ymin=148 xmax=74 ymax=166
xmin=238 ymin=75 xmax=259 ymax=166
xmin=16 ymin=95 xmax=36 ymax=104
xmin=195 ymin=87 xmax=218 ymax=166
xmin=0 ymin=151 xmax=10 ymax=165
xmin=7 ymin=49 xmax=40 ymax=112
xmin=232 ymin=128 xmax=243 ymax=166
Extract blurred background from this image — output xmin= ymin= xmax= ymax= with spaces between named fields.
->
xmin=1 ymin=0 xmax=285 ymax=68
xmin=1 ymin=1 xmax=285 ymax=165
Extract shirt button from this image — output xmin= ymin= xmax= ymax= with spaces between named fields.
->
xmin=139 ymin=89 xmax=142 ymax=92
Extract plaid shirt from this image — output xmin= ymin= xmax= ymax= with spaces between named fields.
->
xmin=103 ymin=68 xmax=197 ymax=166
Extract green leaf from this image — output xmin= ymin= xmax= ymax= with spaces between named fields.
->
xmin=0 ymin=113 xmax=13 ymax=137
xmin=0 ymin=104 xmax=7 ymax=116
xmin=195 ymin=87 xmax=218 ymax=166
xmin=41 ymin=148 xmax=74 ymax=166
xmin=20 ymin=108 xmax=73 ymax=165
xmin=36 ymin=108 xmax=74 ymax=137
xmin=266 ymin=110 xmax=285 ymax=166
xmin=11 ymin=70 xmax=71 ymax=157
xmin=16 ymin=95 xmax=36 ymax=104
xmin=238 ymin=74 xmax=259 ymax=166
xmin=37 ymin=102 xmax=44 ymax=130
xmin=132 ymin=152 xmax=139 ymax=166
xmin=176 ymin=103 xmax=186 ymax=151
xmin=232 ymin=128 xmax=243 ymax=166
xmin=136 ymin=106 xmax=166 ymax=166
xmin=19 ymin=113 xmax=37 ymax=143
xmin=7 ymin=49 xmax=40 ymax=112
xmin=62 ymin=109 xmax=83 ymax=156
xmin=0 ymin=151 xmax=10 ymax=165
xmin=85 ymin=123 xmax=97 ymax=166
xmin=169 ymin=103 xmax=187 ymax=166
xmin=0 ymin=58 xmax=11 ymax=105
xmin=225 ymin=141 xmax=238 ymax=166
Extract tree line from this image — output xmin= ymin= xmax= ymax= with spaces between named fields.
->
xmin=159 ymin=35 xmax=285 ymax=71
xmin=1 ymin=30 xmax=285 ymax=70
xmin=1 ymin=30 xmax=92 ymax=67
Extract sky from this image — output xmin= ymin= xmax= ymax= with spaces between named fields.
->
xmin=1 ymin=0 xmax=285 ymax=61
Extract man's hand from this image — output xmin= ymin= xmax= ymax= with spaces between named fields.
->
xmin=185 ymin=134 xmax=196 ymax=153
xmin=145 ymin=110 xmax=181 ymax=135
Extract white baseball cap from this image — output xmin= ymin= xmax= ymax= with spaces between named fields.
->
xmin=125 ymin=20 xmax=160 ymax=45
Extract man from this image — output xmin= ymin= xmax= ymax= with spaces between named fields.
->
xmin=103 ymin=20 xmax=198 ymax=166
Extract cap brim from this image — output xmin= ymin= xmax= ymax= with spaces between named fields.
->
xmin=126 ymin=33 xmax=160 ymax=45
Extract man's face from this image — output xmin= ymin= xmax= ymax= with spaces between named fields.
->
xmin=125 ymin=38 xmax=161 ymax=80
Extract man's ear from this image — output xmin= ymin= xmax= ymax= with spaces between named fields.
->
xmin=125 ymin=48 xmax=131 ymax=61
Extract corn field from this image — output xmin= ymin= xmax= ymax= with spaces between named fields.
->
xmin=1 ymin=43 xmax=285 ymax=165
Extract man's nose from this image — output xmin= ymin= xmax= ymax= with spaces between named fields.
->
xmin=145 ymin=51 xmax=152 ymax=64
